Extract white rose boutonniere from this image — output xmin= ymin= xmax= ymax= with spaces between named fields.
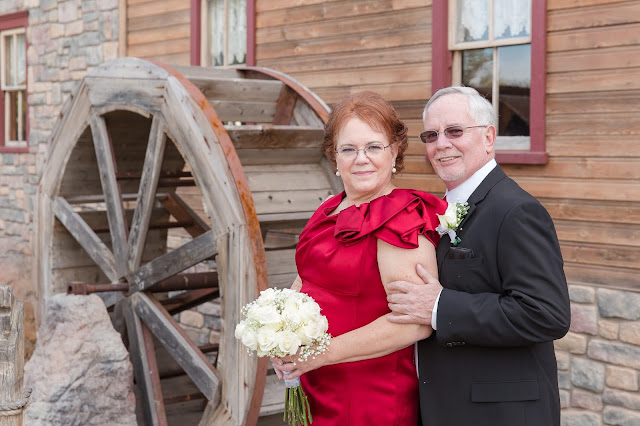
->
xmin=436 ymin=202 xmax=470 ymax=246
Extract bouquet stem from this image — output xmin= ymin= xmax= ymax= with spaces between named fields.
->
xmin=283 ymin=377 xmax=312 ymax=425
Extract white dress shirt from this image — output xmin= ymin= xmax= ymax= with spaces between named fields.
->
xmin=431 ymin=159 xmax=497 ymax=330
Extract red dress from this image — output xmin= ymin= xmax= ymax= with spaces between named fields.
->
xmin=296 ymin=188 xmax=448 ymax=425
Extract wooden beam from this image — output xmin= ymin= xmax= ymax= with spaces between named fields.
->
xmin=123 ymin=298 xmax=168 ymax=426
xmin=90 ymin=112 xmax=129 ymax=277
xmin=52 ymin=196 xmax=118 ymax=282
xmin=159 ymin=192 xmax=209 ymax=238
xmin=161 ymin=288 xmax=220 ymax=315
xmin=127 ymin=230 xmax=217 ymax=294
xmin=131 ymin=292 xmax=220 ymax=405
xmin=272 ymin=85 xmax=297 ymax=125
xmin=127 ymin=115 xmax=167 ymax=271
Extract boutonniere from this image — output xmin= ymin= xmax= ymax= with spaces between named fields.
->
xmin=436 ymin=202 xmax=470 ymax=246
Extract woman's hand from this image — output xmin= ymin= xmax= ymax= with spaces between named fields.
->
xmin=271 ymin=352 xmax=328 ymax=380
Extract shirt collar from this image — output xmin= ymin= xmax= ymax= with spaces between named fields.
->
xmin=444 ymin=159 xmax=497 ymax=204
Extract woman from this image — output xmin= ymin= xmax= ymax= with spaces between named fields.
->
xmin=275 ymin=91 xmax=448 ymax=425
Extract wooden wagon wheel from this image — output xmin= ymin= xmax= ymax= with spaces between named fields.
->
xmin=35 ymin=58 xmax=339 ymax=425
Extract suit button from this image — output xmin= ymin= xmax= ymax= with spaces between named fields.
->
xmin=446 ymin=343 xmax=453 ymax=347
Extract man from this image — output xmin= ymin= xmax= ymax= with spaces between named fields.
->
xmin=387 ymin=86 xmax=571 ymax=426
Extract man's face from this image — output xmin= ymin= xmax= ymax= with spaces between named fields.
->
xmin=423 ymin=94 xmax=495 ymax=190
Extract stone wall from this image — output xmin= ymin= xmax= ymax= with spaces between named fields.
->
xmin=556 ymin=285 xmax=640 ymax=426
xmin=0 ymin=0 xmax=119 ymax=357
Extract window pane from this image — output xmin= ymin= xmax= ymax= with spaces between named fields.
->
xmin=456 ymin=0 xmax=489 ymax=43
xmin=462 ymin=48 xmax=493 ymax=102
xmin=6 ymin=90 xmax=26 ymax=142
xmin=498 ymin=44 xmax=530 ymax=136
xmin=207 ymin=0 xmax=226 ymax=66
xmin=494 ymin=0 xmax=531 ymax=39
xmin=228 ymin=0 xmax=246 ymax=65
xmin=16 ymin=32 xmax=26 ymax=85
xmin=4 ymin=34 xmax=14 ymax=86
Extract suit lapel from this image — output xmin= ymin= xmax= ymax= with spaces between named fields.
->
xmin=436 ymin=165 xmax=507 ymax=269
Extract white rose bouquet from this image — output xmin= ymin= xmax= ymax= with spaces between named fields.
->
xmin=235 ymin=287 xmax=331 ymax=425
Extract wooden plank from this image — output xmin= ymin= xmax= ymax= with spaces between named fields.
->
xmin=547 ymin=23 xmax=640 ymax=52
xmin=160 ymin=192 xmax=209 ymax=238
xmin=256 ymin=26 xmax=429 ymax=61
xmin=132 ymin=292 xmax=221 ymax=404
xmin=85 ymin=77 xmax=166 ymax=116
xmin=127 ymin=230 xmax=217 ymax=293
xmin=547 ymin=134 xmax=640 ymax=157
xmin=252 ymin=189 xmax=332 ymax=215
xmin=292 ymin=100 xmax=324 ymax=127
xmin=312 ymin=79 xmax=430 ymax=105
xmin=245 ymin=169 xmax=331 ymax=192
xmin=224 ymin=125 xmax=324 ymax=150
xmin=188 ymin=77 xmax=283 ymax=103
xmin=128 ymin=24 xmax=191 ymax=46
xmin=272 ymin=85 xmax=298 ymax=125
xmin=502 ymin=158 xmax=640 ymax=180
xmin=547 ymin=68 xmax=640 ymax=94
xmin=256 ymin=8 xmax=428 ymax=44
xmin=257 ymin=0 xmax=427 ymax=29
xmin=561 ymin=241 xmax=640 ymax=270
xmin=127 ymin=0 xmax=189 ymax=19
xmin=260 ymin=44 xmax=431 ymax=75
xmin=123 ymin=299 xmax=168 ymax=426
xmin=127 ymin=116 xmax=167 ymax=271
xmin=128 ymin=38 xmax=190 ymax=58
xmin=128 ymin=8 xmax=190 ymax=32
xmin=0 ymin=286 xmax=24 ymax=426
xmin=547 ymin=1 xmax=640 ymax=32
xmin=293 ymin=63 xmax=429 ymax=89
xmin=540 ymin=198 xmax=640 ymax=225
xmin=91 ymin=112 xmax=129 ymax=277
xmin=555 ymin=219 xmax=640 ymax=248
xmin=546 ymin=90 xmax=640 ymax=114
xmin=546 ymin=111 xmax=640 ymax=134
xmin=548 ymin=0 xmax=626 ymax=10
xmin=256 ymin=0 xmax=342 ymax=13
xmin=52 ymin=196 xmax=118 ymax=282
xmin=162 ymin=288 xmax=220 ymax=315
xmin=259 ymin=374 xmax=285 ymax=416
xmin=563 ymin=262 xmax=640 ymax=291
xmin=210 ymin=101 xmax=277 ymax=123
xmin=547 ymin=45 xmax=640 ymax=74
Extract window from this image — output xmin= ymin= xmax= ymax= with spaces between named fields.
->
xmin=0 ymin=11 xmax=28 ymax=152
xmin=432 ymin=1 xmax=547 ymax=164
xmin=202 ymin=0 xmax=247 ymax=66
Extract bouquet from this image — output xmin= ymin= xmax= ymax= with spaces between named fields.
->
xmin=436 ymin=202 xmax=470 ymax=246
xmin=235 ymin=287 xmax=331 ymax=425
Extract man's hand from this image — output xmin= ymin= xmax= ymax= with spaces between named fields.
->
xmin=386 ymin=264 xmax=442 ymax=326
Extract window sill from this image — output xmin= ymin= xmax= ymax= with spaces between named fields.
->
xmin=496 ymin=150 xmax=548 ymax=165
xmin=0 ymin=145 xmax=29 ymax=153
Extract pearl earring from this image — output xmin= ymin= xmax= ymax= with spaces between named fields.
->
xmin=392 ymin=163 xmax=397 ymax=174
xmin=336 ymin=170 xmax=340 ymax=177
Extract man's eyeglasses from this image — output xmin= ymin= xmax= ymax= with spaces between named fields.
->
xmin=420 ymin=125 xmax=488 ymax=144
xmin=335 ymin=143 xmax=390 ymax=159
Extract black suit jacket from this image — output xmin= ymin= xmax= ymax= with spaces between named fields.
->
xmin=418 ymin=166 xmax=571 ymax=426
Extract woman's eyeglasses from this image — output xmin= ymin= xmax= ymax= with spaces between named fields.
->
xmin=420 ymin=125 xmax=488 ymax=143
xmin=335 ymin=143 xmax=390 ymax=159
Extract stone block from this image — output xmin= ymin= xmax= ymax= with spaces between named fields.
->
xmin=560 ymin=390 xmax=571 ymax=408
xmin=603 ymin=406 xmax=640 ymax=426
xmin=50 ymin=23 xmax=65 ymax=39
xmin=571 ymin=357 xmax=605 ymax=392
xmin=103 ymin=41 xmax=118 ymax=61
xmin=619 ymin=322 xmax=640 ymax=346
xmin=180 ymin=324 xmax=210 ymax=347
xmin=606 ymin=366 xmax=639 ymax=392
xmin=569 ymin=285 xmax=595 ymax=303
xmin=197 ymin=301 xmax=221 ymax=316
xmin=180 ymin=309 xmax=205 ymax=328
xmin=559 ymin=370 xmax=571 ymax=390
xmin=588 ymin=339 xmax=640 ymax=369
xmin=561 ymin=409 xmax=601 ymax=426
xmin=598 ymin=288 xmax=640 ymax=321
xmin=64 ymin=20 xmax=84 ymax=36
xmin=204 ymin=315 xmax=220 ymax=331
xmin=557 ymin=350 xmax=571 ymax=370
xmin=603 ymin=389 xmax=640 ymax=411
xmin=599 ymin=319 xmax=620 ymax=340
xmin=571 ymin=304 xmax=598 ymax=335
xmin=555 ymin=331 xmax=588 ymax=354
xmin=571 ymin=389 xmax=603 ymax=411
xmin=58 ymin=1 xmax=79 ymax=23
xmin=209 ymin=330 xmax=221 ymax=344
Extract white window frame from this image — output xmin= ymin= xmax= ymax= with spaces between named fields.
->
xmin=449 ymin=1 xmax=532 ymax=150
xmin=1 ymin=27 xmax=27 ymax=148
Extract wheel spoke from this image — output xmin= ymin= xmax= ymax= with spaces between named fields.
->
xmin=127 ymin=115 xmax=167 ymax=271
xmin=131 ymin=292 xmax=221 ymax=405
xmin=90 ymin=112 xmax=129 ymax=277
xmin=127 ymin=230 xmax=217 ymax=294
xmin=52 ymin=196 xmax=117 ymax=282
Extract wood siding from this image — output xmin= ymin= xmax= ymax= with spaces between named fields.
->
xmin=253 ymin=0 xmax=640 ymax=292
xmin=125 ymin=0 xmax=192 ymax=65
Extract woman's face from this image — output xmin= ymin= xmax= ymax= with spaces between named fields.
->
xmin=335 ymin=117 xmax=397 ymax=203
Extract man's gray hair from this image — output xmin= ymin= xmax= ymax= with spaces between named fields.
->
xmin=423 ymin=86 xmax=496 ymax=128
